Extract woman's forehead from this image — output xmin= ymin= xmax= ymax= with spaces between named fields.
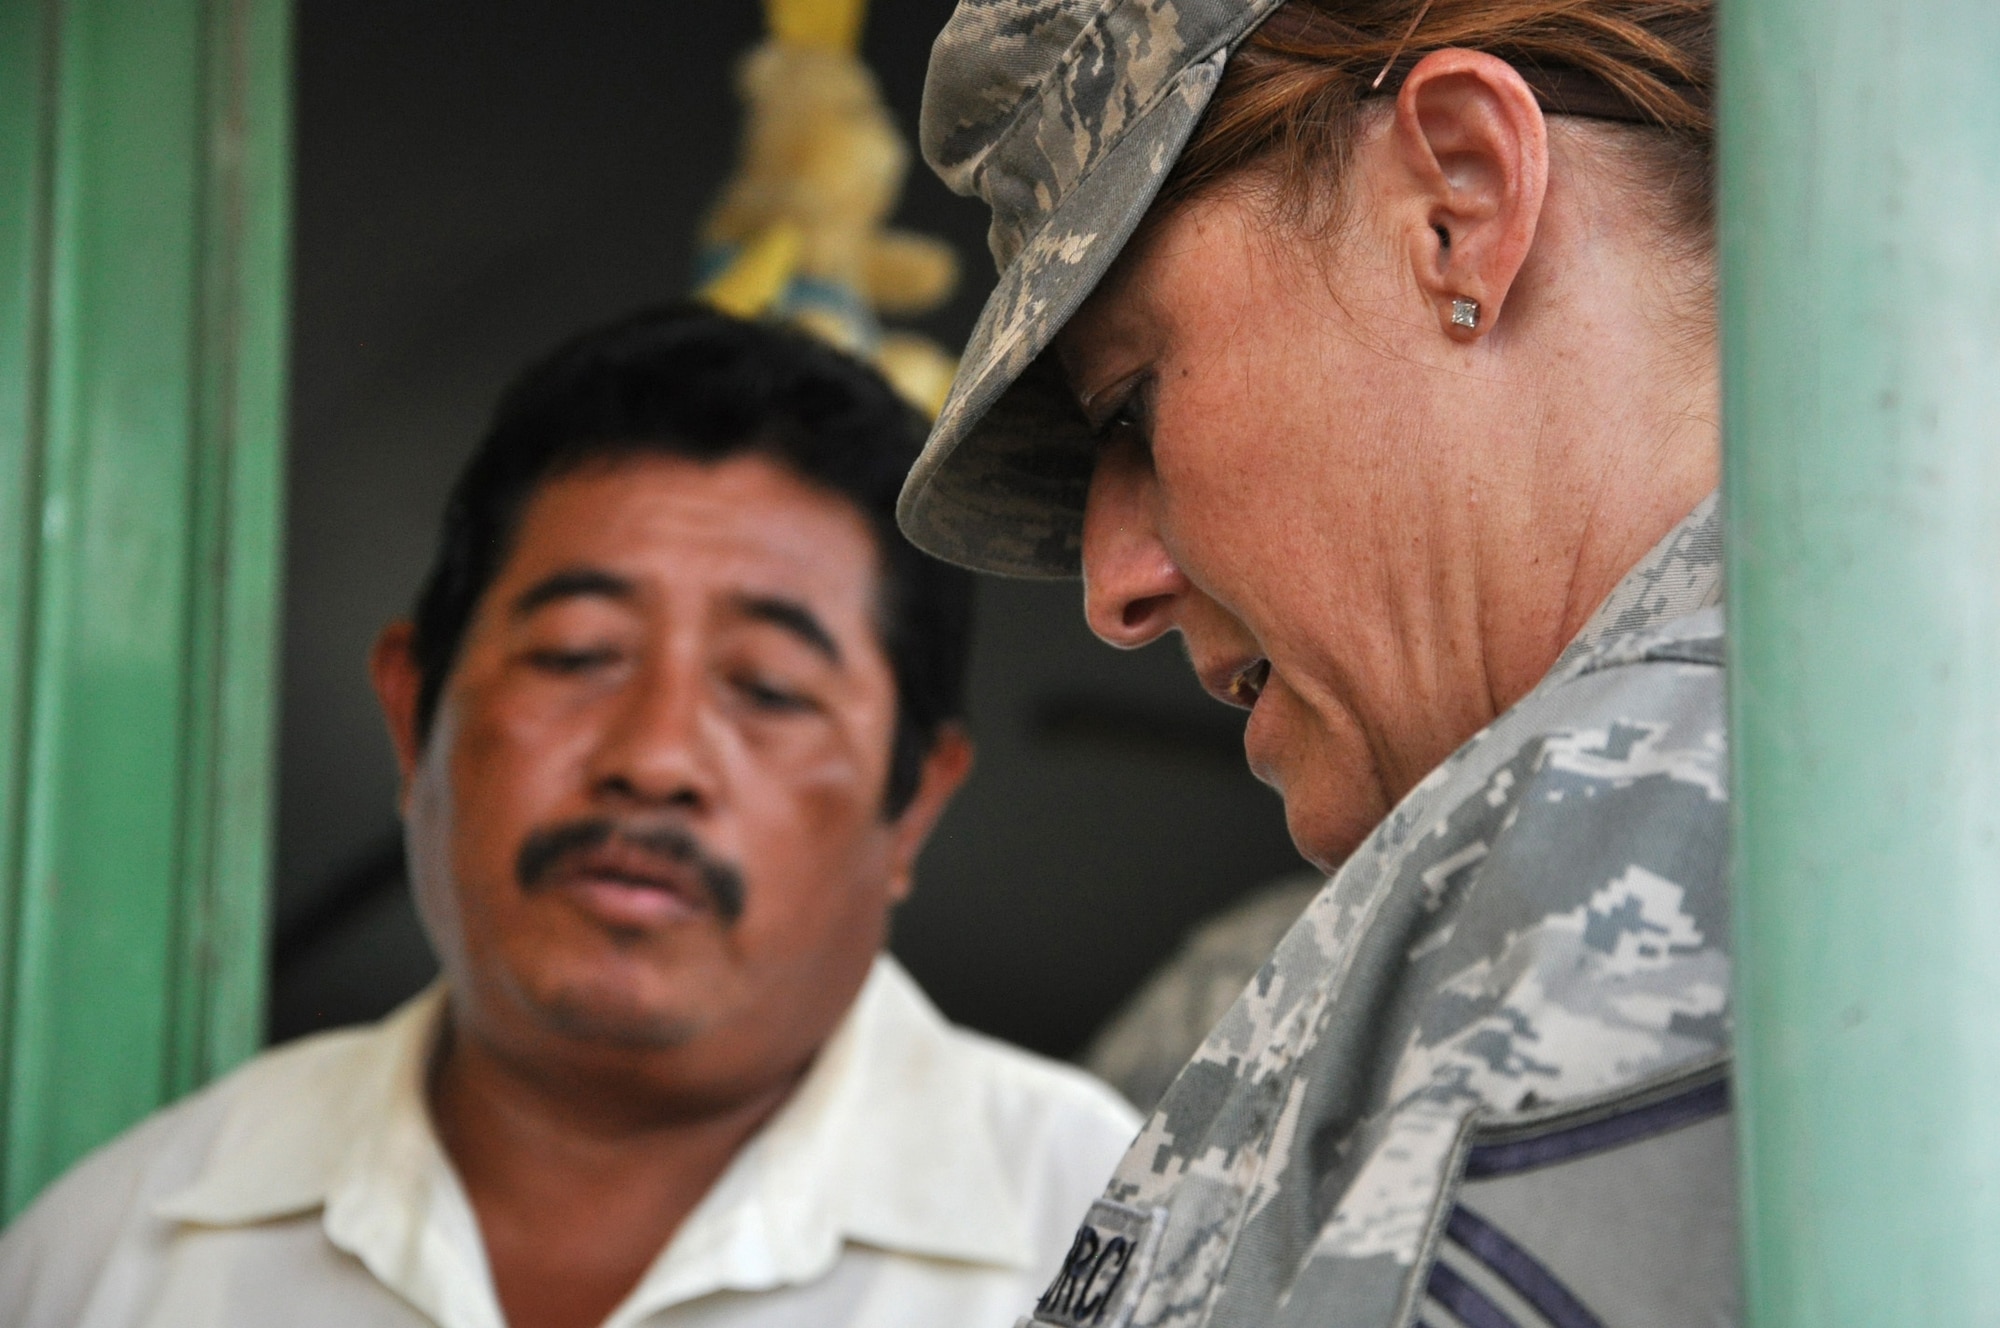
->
xmin=1062 ymin=195 xmax=1294 ymax=357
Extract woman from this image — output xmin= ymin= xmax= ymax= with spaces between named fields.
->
xmin=899 ymin=1 xmax=1731 ymax=1326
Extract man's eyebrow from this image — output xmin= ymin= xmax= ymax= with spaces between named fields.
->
xmin=511 ymin=568 xmax=637 ymax=618
xmin=734 ymin=593 xmax=842 ymax=665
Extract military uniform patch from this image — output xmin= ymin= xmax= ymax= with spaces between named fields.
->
xmin=1028 ymin=1198 xmax=1167 ymax=1328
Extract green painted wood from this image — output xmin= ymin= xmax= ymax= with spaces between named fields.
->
xmin=0 ymin=0 xmax=57 ymax=1224
xmin=0 ymin=0 xmax=289 ymax=1218
xmin=1721 ymin=0 xmax=2000 ymax=1319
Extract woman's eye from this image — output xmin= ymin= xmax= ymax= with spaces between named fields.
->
xmin=526 ymin=647 xmax=619 ymax=675
xmin=1090 ymin=373 xmax=1154 ymax=442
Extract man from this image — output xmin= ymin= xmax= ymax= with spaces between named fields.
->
xmin=0 ymin=305 xmax=1138 ymax=1328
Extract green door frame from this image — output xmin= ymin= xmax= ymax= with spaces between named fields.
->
xmin=1723 ymin=0 xmax=2000 ymax=1317
xmin=0 ymin=0 xmax=289 ymax=1217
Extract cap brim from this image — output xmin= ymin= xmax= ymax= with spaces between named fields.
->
xmin=897 ymin=49 xmax=1229 ymax=579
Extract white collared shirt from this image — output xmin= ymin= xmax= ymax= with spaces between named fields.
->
xmin=0 ymin=956 xmax=1139 ymax=1328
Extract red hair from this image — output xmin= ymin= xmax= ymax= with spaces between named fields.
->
xmin=1162 ymin=0 xmax=1713 ymax=242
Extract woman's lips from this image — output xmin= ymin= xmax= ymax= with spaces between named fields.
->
xmin=1199 ymin=654 xmax=1272 ymax=711
xmin=1194 ymin=652 xmax=1280 ymax=780
xmin=1241 ymin=676 xmax=1286 ymax=789
xmin=1227 ymin=658 xmax=1272 ymax=709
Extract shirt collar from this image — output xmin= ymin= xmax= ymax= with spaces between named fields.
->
xmin=155 ymin=987 xmax=504 ymax=1328
xmin=152 ymin=987 xmax=447 ymax=1228
xmin=621 ymin=956 xmax=1035 ymax=1315
xmin=151 ymin=955 xmax=1031 ymax=1322
xmin=1553 ymin=489 xmax=1723 ymax=670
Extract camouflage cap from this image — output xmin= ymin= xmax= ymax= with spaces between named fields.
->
xmin=897 ymin=0 xmax=1284 ymax=577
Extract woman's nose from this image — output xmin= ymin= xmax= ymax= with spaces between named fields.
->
xmin=1081 ymin=435 xmax=1189 ymax=649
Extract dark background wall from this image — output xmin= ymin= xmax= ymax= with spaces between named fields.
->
xmin=273 ymin=0 xmax=1308 ymax=1059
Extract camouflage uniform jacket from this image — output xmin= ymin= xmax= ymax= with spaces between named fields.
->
xmin=1030 ymin=495 xmax=1734 ymax=1328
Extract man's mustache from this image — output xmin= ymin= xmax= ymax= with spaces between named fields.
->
xmin=515 ymin=818 xmax=746 ymax=925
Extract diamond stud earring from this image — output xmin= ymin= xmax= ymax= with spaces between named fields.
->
xmin=1450 ymin=297 xmax=1480 ymax=330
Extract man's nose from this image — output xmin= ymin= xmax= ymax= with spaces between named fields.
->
xmin=1081 ymin=435 xmax=1188 ymax=649
xmin=586 ymin=657 xmax=721 ymax=811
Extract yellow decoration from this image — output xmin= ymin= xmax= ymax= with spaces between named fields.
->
xmin=697 ymin=221 xmax=803 ymax=319
xmin=765 ymin=0 xmax=867 ymax=53
xmin=876 ymin=333 xmax=960 ymax=420
xmin=696 ymin=0 xmax=962 ymax=418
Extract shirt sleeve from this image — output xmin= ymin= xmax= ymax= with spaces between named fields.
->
xmin=0 ymin=1089 xmax=229 ymax=1326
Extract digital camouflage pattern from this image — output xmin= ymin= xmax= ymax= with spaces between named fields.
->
xmin=1083 ymin=873 xmax=1323 ymax=1115
xmin=899 ymin=0 xmax=1284 ymax=577
xmin=1025 ymin=495 xmax=1733 ymax=1328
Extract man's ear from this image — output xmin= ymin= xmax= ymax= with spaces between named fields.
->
xmin=1390 ymin=48 xmax=1549 ymax=339
xmin=882 ymin=723 xmax=975 ymax=904
xmin=369 ymin=620 xmax=426 ymax=802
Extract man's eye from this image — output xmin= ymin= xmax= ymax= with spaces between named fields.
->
xmin=736 ymin=675 xmax=813 ymax=712
xmin=526 ymin=647 xmax=619 ymax=675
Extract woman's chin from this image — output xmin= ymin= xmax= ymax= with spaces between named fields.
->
xmin=1247 ymin=684 xmax=1384 ymax=872
xmin=1274 ymin=752 xmax=1389 ymax=875
xmin=1285 ymin=803 xmax=1356 ymax=876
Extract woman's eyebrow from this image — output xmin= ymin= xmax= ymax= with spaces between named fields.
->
xmin=732 ymin=593 xmax=842 ymax=666
xmin=510 ymin=567 xmax=636 ymax=618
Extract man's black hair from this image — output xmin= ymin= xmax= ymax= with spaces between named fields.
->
xmin=410 ymin=301 xmax=975 ymax=816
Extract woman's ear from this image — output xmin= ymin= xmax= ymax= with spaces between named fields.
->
xmin=1389 ymin=48 xmax=1549 ymax=340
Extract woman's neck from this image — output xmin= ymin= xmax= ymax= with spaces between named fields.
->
xmin=1474 ymin=147 xmax=1722 ymax=712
